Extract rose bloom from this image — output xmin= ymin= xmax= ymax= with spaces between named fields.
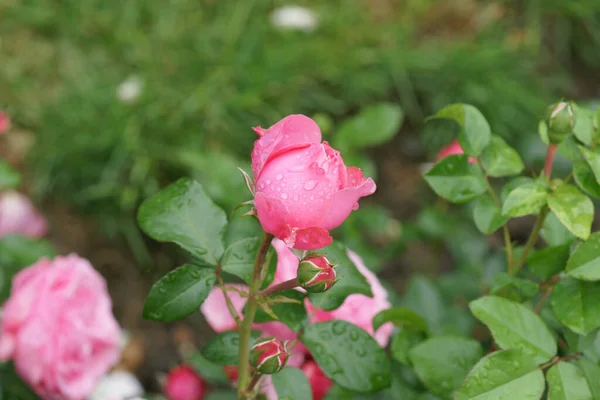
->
xmin=0 ymin=111 xmax=10 ymax=134
xmin=0 ymin=255 xmax=121 ymax=400
xmin=436 ymin=139 xmax=477 ymax=164
xmin=251 ymin=115 xmax=376 ymax=250
xmin=164 ymin=365 xmax=206 ymax=400
xmin=0 ymin=191 xmax=48 ymax=238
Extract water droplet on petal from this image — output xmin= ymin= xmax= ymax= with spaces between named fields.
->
xmin=276 ymin=174 xmax=283 ymax=181
xmin=304 ymin=180 xmax=318 ymax=191
xmin=281 ymin=193 xmax=288 ymax=199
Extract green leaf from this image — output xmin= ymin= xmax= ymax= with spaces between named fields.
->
xmin=542 ymin=212 xmax=576 ymax=246
xmin=566 ymin=232 xmax=600 ymax=281
xmin=469 ymin=296 xmax=556 ymax=364
xmin=408 ymin=336 xmax=483 ymax=399
xmin=573 ymin=161 xmax=600 ymax=199
xmin=473 ymin=195 xmax=508 ymax=234
xmin=390 ymin=330 xmax=423 ymax=365
xmin=551 ymin=276 xmax=600 ymax=336
xmin=500 ymin=177 xmax=534 ymax=202
xmin=372 ymin=307 xmax=428 ymax=333
xmin=333 ymin=103 xmax=403 ymax=150
xmin=547 ymin=361 xmax=593 ymax=400
xmin=526 ymin=244 xmax=571 ymax=281
xmin=454 ymin=349 xmax=544 ymax=400
xmin=220 ymin=237 xmax=261 ymax=283
xmin=143 ymin=264 xmax=215 ymax=322
xmin=423 ymin=155 xmax=487 ymax=204
xmin=403 ymin=276 xmax=445 ymax=334
xmin=301 ymin=320 xmax=391 ymax=393
xmin=186 ymin=352 xmax=229 ymax=385
xmin=138 ymin=178 xmax=227 ymax=264
xmin=0 ymin=235 xmax=56 ymax=302
xmin=272 ymin=367 xmax=313 ymax=400
xmin=489 ymin=273 xmax=539 ymax=302
xmin=0 ymin=161 xmax=20 ymax=189
xmin=501 ymin=183 xmax=548 ymax=217
xmin=480 ymin=136 xmax=524 ymax=177
xmin=564 ymin=330 xmax=600 ymax=364
xmin=204 ymin=392 xmax=238 ymax=400
xmin=577 ymin=358 xmax=600 ymax=399
xmin=431 ymin=103 xmax=491 ymax=156
xmin=548 ymin=184 xmax=594 ymax=240
xmin=308 ymin=242 xmax=371 ymax=311
xmin=573 ymin=105 xmax=596 ymax=146
xmin=253 ymin=289 xmax=308 ymax=333
xmin=201 ymin=331 xmax=259 ymax=366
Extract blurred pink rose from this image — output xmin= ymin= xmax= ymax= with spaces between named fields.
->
xmin=0 ymin=111 xmax=10 ymax=135
xmin=252 ymin=115 xmax=376 ymax=250
xmin=164 ymin=365 xmax=206 ymax=400
xmin=436 ymin=139 xmax=477 ymax=164
xmin=302 ymin=360 xmax=332 ymax=400
xmin=0 ymin=255 xmax=121 ymax=400
xmin=0 ymin=191 xmax=48 ymax=238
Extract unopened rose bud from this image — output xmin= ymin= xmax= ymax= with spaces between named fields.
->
xmin=546 ymin=101 xmax=574 ymax=144
xmin=250 ymin=337 xmax=288 ymax=375
xmin=297 ymin=255 xmax=337 ymax=293
xmin=164 ymin=365 xmax=206 ymax=400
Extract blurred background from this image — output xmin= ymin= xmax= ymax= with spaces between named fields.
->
xmin=1 ymin=0 xmax=600 ymax=396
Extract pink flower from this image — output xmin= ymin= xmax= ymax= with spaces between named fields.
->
xmin=0 ymin=255 xmax=121 ymax=400
xmin=0 ymin=191 xmax=48 ymax=238
xmin=252 ymin=115 xmax=376 ymax=250
xmin=436 ymin=139 xmax=477 ymax=164
xmin=0 ymin=111 xmax=10 ymax=135
xmin=302 ymin=360 xmax=332 ymax=400
xmin=164 ymin=365 xmax=206 ymax=400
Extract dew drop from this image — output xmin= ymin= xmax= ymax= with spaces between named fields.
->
xmin=309 ymin=195 xmax=315 ymax=201
xmin=293 ymin=195 xmax=299 ymax=201
xmin=275 ymin=174 xmax=283 ymax=181
xmin=281 ymin=193 xmax=288 ymax=200
xmin=304 ymin=180 xmax=319 ymax=191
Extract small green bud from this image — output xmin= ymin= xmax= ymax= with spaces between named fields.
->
xmin=297 ymin=255 xmax=337 ymax=293
xmin=250 ymin=337 xmax=288 ymax=375
xmin=546 ymin=101 xmax=574 ymax=144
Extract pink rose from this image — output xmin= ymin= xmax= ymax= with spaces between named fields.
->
xmin=0 ymin=255 xmax=121 ymax=400
xmin=252 ymin=115 xmax=376 ymax=250
xmin=436 ymin=139 xmax=477 ymax=164
xmin=164 ymin=365 xmax=206 ymax=400
xmin=272 ymin=239 xmax=393 ymax=347
xmin=302 ymin=360 xmax=332 ymax=400
xmin=0 ymin=191 xmax=48 ymax=238
xmin=0 ymin=111 xmax=10 ymax=135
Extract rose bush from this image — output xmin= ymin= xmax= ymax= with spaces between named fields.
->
xmin=0 ymin=255 xmax=121 ymax=400
xmin=251 ymin=115 xmax=376 ymax=250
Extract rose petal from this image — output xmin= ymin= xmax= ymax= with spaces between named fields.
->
xmin=291 ymin=227 xmax=332 ymax=250
xmin=200 ymin=285 xmax=247 ymax=333
xmin=271 ymin=238 xmax=300 ymax=284
xmin=320 ymin=177 xmax=376 ymax=231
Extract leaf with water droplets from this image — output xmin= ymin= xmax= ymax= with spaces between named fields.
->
xmin=143 ymin=264 xmax=215 ymax=322
xmin=551 ymin=276 xmax=600 ymax=336
xmin=272 ymin=367 xmax=313 ymax=400
xmin=501 ymin=182 xmax=548 ymax=217
xmin=455 ymin=349 xmax=544 ymax=400
xmin=301 ymin=320 xmax=391 ymax=393
xmin=308 ymin=242 xmax=371 ymax=311
xmin=390 ymin=330 xmax=423 ymax=365
xmin=429 ymin=103 xmax=491 ymax=156
xmin=469 ymin=296 xmax=556 ymax=364
xmin=201 ymin=330 xmax=260 ymax=366
xmin=423 ymin=155 xmax=487 ymax=204
xmin=409 ymin=336 xmax=483 ymax=399
xmin=547 ymin=361 xmax=593 ymax=400
xmin=0 ymin=161 xmax=20 ymax=190
xmin=220 ymin=237 xmax=261 ymax=283
xmin=372 ymin=307 xmax=428 ymax=333
xmin=138 ymin=178 xmax=228 ymax=264
xmin=566 ymin=232 xmax=600 ymax=281
xmin=548 ymin=184 xmax=593 ymax=240
xmin=473 ymin=195 xmax=508 ymax=235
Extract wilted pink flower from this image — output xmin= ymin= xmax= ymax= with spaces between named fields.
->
xmin=165 ymin=365 xmax=206 ymax=400
xmin=302 ymin=360 xmax=332 ymax=400
xmin=0 ymin=111 xmax=10 ymax=135
xmin=252 ymin=115 xmax=376 ymax=250
xmin=436 ymin=139 xmax=477 ymax=164
xmin=0 ymin=191 xmax=48 ymax=238
xmin=0 ymin=255 xmax=121 ymax=400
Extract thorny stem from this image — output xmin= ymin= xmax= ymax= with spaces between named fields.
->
xmin=216 ymin=263 xmax=242 ymax=328
xmin=258 ymin=278 xmax=299 ymax=298
xmin=478 ymin=159 xmax=514 ymax=270
xmin=237 ymin=232 xmax=274 ymax=399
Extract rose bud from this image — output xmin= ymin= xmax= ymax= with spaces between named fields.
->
xmin=250 ymin=337 xmax=289 ymax=375
xmin=251 ymin=115 xmax=376 ymax=250
xmin=301 ymin=360 xmax=332 ymax=400
xmin=546 ymin=101 xmax=574 ymax=144
xmin=165 ymin=365 xmax=207 ymax=400
xmin=297 ymin=255 xmax=337 ymax=293
xmin=436 ymin=139 xmax=476 ymax=164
